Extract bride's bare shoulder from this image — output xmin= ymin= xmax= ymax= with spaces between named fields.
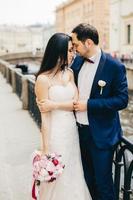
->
xmin=36 ymin=73 xmax=49 ymax=84
xmin=35 ymin=74 xmax=50 ymax=92
xmin=66 ymin=68 xmax=74 ymax=81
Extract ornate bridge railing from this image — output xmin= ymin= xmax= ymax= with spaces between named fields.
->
xmin=114 ymin=137 xmax=133 ymax=200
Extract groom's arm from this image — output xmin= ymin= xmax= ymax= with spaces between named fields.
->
xmin=87 ymin=64 xmax=128 ymax=114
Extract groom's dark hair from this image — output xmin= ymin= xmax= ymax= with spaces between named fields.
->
xmin=72 ymin=23 xmax=99 ymax=45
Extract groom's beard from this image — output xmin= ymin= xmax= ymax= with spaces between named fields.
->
xmin=78 ymin=45 xmax=90 ymax=58
xmin=83 ymin=45 xmax=91 ymax=58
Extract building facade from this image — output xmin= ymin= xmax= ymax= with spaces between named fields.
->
xmin=110 ymin=0 xmax=133 ymax=56
xmin=42 ymin=24 xmax=56 ymax=51
xmin=0 ymin=24 xmax=55 ymax=55
xmin=56 ymin=0 xmax=110 ymax=50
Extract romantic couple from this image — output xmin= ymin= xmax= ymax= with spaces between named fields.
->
xmin=34 ymin=23 xmax=128 ymax=200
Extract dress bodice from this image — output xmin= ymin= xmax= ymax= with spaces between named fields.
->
xmin=48 ymin=81 xmax=76 ymax=131
xmin=48 ymin=82 xmax=75 ymax=102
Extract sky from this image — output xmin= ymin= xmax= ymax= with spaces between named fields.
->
xmin=0 ymin=0 xmax=66 ymax=25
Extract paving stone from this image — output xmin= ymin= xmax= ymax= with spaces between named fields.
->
xmin=0 ymin=73 xmax=40 ymax=200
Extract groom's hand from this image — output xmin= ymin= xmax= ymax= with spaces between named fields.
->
xmin=73 ymin=100 xmax=87 ymax=112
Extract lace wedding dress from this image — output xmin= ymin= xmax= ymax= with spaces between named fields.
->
xmin=39 ymin=81 xmax=92 ymax=200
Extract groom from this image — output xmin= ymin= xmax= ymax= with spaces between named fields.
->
xmin=71 ymin=23 xmax=128 ymax=200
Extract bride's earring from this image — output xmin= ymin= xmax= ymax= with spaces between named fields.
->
xmin=57 ymin=58 xmax=61 ymax=65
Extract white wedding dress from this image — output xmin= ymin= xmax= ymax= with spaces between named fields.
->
xmin=39 ymin=81 xmax=92 ymax=200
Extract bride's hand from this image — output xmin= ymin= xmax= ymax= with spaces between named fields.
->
xmin=73 ymin=100 xmax=87 ymax=112
xmin=41 ymin=149 xmax=49 ymax=156
xmin=36 ymin=98 xmax=57 ymax=112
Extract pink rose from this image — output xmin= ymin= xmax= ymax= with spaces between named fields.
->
xmin=52 ymin=159 xmax=59 ymax=166
xmin=33 ymin=155 xmax=41 ymax=164
xmin=48 ymin=177 xmax=56 ymax=182
xmin=48 ymin=171 xmax=53 ymax=176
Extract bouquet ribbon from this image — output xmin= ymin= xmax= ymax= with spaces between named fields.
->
xmin=32 ymin=180 xmax=37 ymax=200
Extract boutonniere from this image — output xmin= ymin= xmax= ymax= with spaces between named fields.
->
xmin=98 ymin=80 xmax=106 ymax=95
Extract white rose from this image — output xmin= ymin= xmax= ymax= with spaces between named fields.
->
xmin=98 ymin=80 xmax=106 ymax=95
xmin=98 ymin=80 xmax=106 ymax=87
xmin=40 ymin=168 xmax=48 ymax=177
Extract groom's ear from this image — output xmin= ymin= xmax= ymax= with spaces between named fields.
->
xmin=85 ymin=39 xmax=93 ymax=48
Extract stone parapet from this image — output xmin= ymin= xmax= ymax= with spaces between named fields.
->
xmin=0 ymin=59 xmax=36 ymax=110
xmin=0 ymin=51 xmax=43 ymax=64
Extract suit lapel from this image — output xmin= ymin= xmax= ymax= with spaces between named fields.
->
xmin=90 ymin=51 xmax=106 ymax=98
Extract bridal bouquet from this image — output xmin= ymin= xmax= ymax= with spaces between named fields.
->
xmin=32 ymin=150 xmax=65 ymax=185
xmin=32 ymin=151 xmax=65 ymax=199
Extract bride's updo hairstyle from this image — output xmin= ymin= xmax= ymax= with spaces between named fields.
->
xmin=36 ymin=33 xmax=72 ymax=77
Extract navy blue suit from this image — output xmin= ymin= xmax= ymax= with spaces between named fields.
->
xmin=71 ymin=51 xmax=128 ymax=200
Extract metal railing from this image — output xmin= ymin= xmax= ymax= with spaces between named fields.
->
xmin=7 ymin=67 xmax=12 ymax=85
xmin=15 ymin=72 xmax=22 ymax=98
xmin=28 ymin=79 xmax=41 ymax=127
xmin=114 ymin=137 xmax=133 ymax=200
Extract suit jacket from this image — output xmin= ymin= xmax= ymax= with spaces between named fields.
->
xmin=71 ymin=51 xmax=128 ymax=149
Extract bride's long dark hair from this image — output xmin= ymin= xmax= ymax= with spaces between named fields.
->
xmin=36 ymin=33 xmax=72 ymax=77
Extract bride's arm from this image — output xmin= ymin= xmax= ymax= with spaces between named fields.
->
xmin=35 ymin=75 xmax=50 ymax=154
xmin=38 ymin=97 xmax=74 ymax=112
xmin=37 ymin=70 xmax=78 ymax=112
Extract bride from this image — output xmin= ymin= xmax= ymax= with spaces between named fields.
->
xmin=35 ymin=33 xmax=92 ymax=200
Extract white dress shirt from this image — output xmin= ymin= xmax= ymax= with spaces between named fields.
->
xmin=76 ymin=49 xmax=101 ymax=125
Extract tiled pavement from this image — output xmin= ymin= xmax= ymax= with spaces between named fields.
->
xmin=0 ymin=73 xmax=40 ymax=200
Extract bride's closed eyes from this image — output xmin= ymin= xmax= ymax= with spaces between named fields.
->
xmin=68 ymin=47 xmax=74 ymax=53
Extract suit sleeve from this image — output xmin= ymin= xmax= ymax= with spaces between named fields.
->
xmin=87 ymin=64 xmax=128 ymax=114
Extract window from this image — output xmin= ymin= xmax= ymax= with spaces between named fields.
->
xmin=127 ymin=24 xmax=131 ymax=44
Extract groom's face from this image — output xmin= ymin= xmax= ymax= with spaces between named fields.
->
xmin=71 ymin=33 xmax=89 ymax=57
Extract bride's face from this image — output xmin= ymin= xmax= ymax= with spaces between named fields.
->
xmin=67 ymin=41 xmax=74 ymax=65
